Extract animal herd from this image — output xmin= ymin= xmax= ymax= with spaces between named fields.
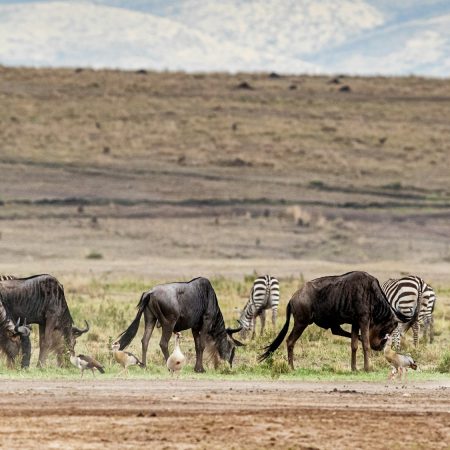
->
xmin=0 ymin=270 xmax=438 ymax=380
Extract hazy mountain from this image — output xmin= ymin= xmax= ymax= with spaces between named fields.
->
xmin=0 ymin=0 xmax=449 ymax=75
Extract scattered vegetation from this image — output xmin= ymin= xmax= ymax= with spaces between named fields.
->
xmin=1 ymin=275 xmax=447 ymax=381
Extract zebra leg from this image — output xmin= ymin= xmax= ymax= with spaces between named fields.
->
xmin=251 ymin=315 xmax=256 ymax=340
xmin=272 ymin=307 xmax=277 ymax=329
xmin=412 ymin=321 xmax=419 ymax=347
xmin=430 ymin=316 xmax=434 ymax=343
xmin=259 ymin=309 xmax=266 ymax=336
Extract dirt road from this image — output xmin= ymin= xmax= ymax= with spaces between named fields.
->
xmin=0 ymin=379 xmax=448 ymax=449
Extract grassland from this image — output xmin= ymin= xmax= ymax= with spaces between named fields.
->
xmin=1 ymin=275 xmax=448 ymax=380
xmin=0 ymin=68 xmax=449 ymax=380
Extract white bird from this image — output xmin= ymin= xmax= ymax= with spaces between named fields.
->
xmin=167 ymin=332 xmax=186 ymax=377
xmin=111 ymin=342 xmax=145 ymax=377
xmin=384 ymin=334 xmax=417 ymax=381
xmin=69 ymin=351 xmax=105 ymax=378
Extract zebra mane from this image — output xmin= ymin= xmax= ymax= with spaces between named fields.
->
xmin=0 ymin=275 xmax=16 ymax=281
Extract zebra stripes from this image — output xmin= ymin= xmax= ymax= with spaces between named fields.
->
xmin=0 ymin=275 xmax=16 ymax=281
xmin=382 ymin=275 xmax=436 ymax=349
xmin=239 ymin=275 xmax=280 ymax=339
xmin=419 ymin=284 xmax=437 ymax=344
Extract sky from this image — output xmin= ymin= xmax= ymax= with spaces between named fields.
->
xmin=0 ymin=0 xmax=449 ymax=76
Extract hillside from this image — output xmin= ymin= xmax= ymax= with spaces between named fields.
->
xmin=0 ymin=67 xmax=449 ymax=281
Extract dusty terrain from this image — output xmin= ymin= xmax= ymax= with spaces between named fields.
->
xmin=1 ymin=68 xmax=450 ymax=281
xmin=0 ymin=379 xmax=448 ymax=449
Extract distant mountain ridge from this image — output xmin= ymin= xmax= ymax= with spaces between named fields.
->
xmin=0 ymin=0 xmax=449 ymax=75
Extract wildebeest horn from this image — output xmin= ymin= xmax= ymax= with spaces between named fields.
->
xmin=226 ymin=322 xmax=243 ymax=335
xmin=15 ymin=317 xmax=31 ymax=337
xmin=72 ymin=320 xmax=90 ymax=336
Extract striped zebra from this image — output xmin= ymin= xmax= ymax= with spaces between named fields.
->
xmin=238 ymin=275 xmax=280 ymax=339
xmin=0 ymin=275 xmax=16 ymax=281
xmin=419 ymin=284 xmax=437 ymax=344
xmin=382 ymin=275 xmax=427 ymax=350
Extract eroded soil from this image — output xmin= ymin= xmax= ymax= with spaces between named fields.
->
xmin=0 ymin=379 xmax=448 ymax=449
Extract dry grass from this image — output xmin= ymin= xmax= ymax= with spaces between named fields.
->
xmin=1 ymin=275 xmax=447 ymax=380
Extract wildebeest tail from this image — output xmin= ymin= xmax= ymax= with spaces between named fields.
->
xmin=258 ymin=302 xmax=292 ymax=362
xmin=116 ymin=292 xmax=150 ymax=350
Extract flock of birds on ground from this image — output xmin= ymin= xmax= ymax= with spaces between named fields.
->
xmin=0 ymin=271 xmax=439 ymax=381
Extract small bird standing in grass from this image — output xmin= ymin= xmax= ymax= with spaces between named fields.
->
xmin=111 ymin=342 xmax=145 ymax=377
xmin=167 ymin=332 xmax=186 ymax=378
xmin=68 ymin=351 xmax=105 ymax=378
xmin=383 ymin=334 xmax=417 ymax=382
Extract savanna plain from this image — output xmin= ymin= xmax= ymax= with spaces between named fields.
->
xmin=0 ymin=67 xmax=449 ymax=448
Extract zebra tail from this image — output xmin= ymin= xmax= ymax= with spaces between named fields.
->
xmin=116 ymin=292 xmax=150 ymax=350
xmin=258 ymin=302 xmax=292 ymax=362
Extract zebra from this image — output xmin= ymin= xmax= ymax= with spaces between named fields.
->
xmin=238 ymin=275 xmax=280 ymax=339
xmin=382 ymin=275 xmax=427 ymax=350
xmin=419 ymin=284 xmax=437 ymax=344
xmin=0 ymin=275 xmax=16 ymax=281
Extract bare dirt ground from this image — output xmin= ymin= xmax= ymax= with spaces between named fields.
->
xmin=0 ymin=379 xmax=448 ymax=449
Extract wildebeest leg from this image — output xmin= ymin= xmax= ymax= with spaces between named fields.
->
xmin=192 ymin=329 xmax=205 ymax=373
xmin=259 ymin=309 xmax=266 ymax=336
xmin=351 ymin=324 xmax=359 ymax=372
xmin=359 ymin=321 xmax=372 ymax=371
xmin=141 ymin=310 xmax=157 ymax=366
xmin=159 ymin=324 xmax=173 ymax=361
xmin=331 ymin=326 xmax=352 ymax=339
xmin=21 ymin=334 xmax=32 ymax=369
xmin=286 ymin=322 xmax=308 ymax=369
xmin=38 ymin=322 xmax=53 ymax=368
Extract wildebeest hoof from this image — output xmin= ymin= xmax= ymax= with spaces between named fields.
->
xmin=194 ymin=367 xmax=206 ymax=373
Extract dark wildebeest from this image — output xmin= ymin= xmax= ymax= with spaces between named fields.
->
xmin=259 ymin=271 xmax=408 ymax=371
xmin=0 ymin=274 xmax=89 ymax=367
xmin=0 ymin=296 xmax=31 ymax=368
xmin=116 ymin=277 xmax=244 ymax=372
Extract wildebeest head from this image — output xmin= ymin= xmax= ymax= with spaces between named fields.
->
xmin=1 ymin=318 xmax=32 ymax=364
xmin=369 ymin=316 xmax=399 ymax=351
xmin=215 ymin=325 xmax=245 ymax=367
xmin=70 ymin=320 xmax=90 ymax=348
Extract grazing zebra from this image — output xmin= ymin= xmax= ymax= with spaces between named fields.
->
xmin=239 ymin=275 xmax=280 ymax=339
xmin=419 ymin=284 xmax=437 ymax=344
xmin=382 ymin=275 xmax=427 ymax=350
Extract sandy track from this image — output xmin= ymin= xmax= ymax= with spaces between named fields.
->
xmin=0 ymin=380 xmax=448 ymax=449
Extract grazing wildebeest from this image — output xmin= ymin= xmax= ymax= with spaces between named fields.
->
xmin=0 ymin=296 xmax=31 ymax=368
xmin=0 ymin=274 xmax=89 ymax=367
xmin=116 ymin=277 xmax=244 ymax=372
xmin=259 ymin=271 xmax=408 ymax=371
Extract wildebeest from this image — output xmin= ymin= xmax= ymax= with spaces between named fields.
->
xmin=116 ymin=277 xmax=244 ymax=372
xmin=259 ymin=271 xmax=408 ymax=371
xmin=0 ymin=296 xmax=31 ymax=368
xmin=0 ymin=274 xmax=89 ymax=367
